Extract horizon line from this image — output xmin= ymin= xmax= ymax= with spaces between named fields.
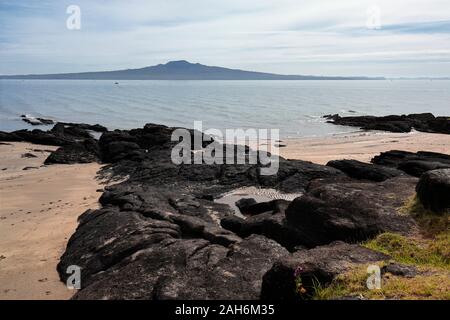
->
xmin=0 ymin=60 xmax=448 ymax=79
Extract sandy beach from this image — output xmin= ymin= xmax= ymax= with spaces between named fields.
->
xmin=0 ymin=130 xmax=449 ymax=299
xmin=280 ymin=130 xmax=450 ymax=164
xmin=0 ymin=142 xmax=102 ymax=300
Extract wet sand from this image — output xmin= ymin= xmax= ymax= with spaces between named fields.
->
xmin=0 ymin=142 xmax=102 ymax=300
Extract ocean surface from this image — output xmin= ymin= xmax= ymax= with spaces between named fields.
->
xmin=1 ymin=79 xmax=449 ymax=138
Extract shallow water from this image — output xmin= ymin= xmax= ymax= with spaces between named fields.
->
xmin=1 ymin=79 xmax=449 ymax=137
xmin=215 ymin=186 xmax=302 ymax=217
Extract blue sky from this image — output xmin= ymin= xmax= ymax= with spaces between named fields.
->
xmin=0 ymin=0 xmax=449 ymax=77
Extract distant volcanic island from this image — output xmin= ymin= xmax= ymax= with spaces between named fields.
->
xmin=0 ymin=60 xmax=385 ymax=80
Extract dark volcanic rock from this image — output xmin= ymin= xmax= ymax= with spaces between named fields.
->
xmin=98 ymin=124 xmax=177 ymax=163
xmin=0 ymin=129 xmax=73 ymax=146
xmin=0 ymin=121 xmax=106 ymax=151
xmin=22 ymin=166 xmax=38 ymax=170
xmin=416 ymin=168 xmax=450 ymax=212
xmin=0 ymin=122 xmax=107 ymax=165
xmin=236 ymin=199 xmax=289 ymax=216
xmin=221 ymin=212 xmax=311 ymax=250
xmin=382 ymin=262 xmax=418 ymax=278
xmin=258 ymin=158 xmax=345 ymax=193
xmin=397 ymin=160 xmax=450 ymax=177
xmin=44 ymin=139 xmax=101 ymax=164
xmin=57 ymin=208 xmax=182 ymax=287
xmin=51 ymin=123 xmax=93 ymax=139
xmin=220 ymin=199 xmax=310 ymax=250
xmin=66 ymin=233 xmax=287 ymax=300
xmin=261 ymin=241 xmax=389 ymax=301
xmin=58 ymin=122 xmax=107 ymax=132
xmin=285 ymin=177 xmax=418 ymax=245
xmin=48 ymin=120 xmax=445 ymax=300
xmin=372 ymin=150 xmax=450 ymax=177
xmin=324 ymin=113 xmax=450 ymax=134
xmin=235 ymin=198 xmax=257 ymax=213
xmin=101 ymin=140 xmax=141 ymax=162
xmin=21 ymin=115 xmax=54 ymax=126
xmin=0 ymin=131 xmax=21 ymax=142
xmin=427 ymin=117 xmax=450 ymax=134
xmin=327 ymin=159 xmax=404 ymax=182
xmin=21 ymin=152 xmax=37 ymax=158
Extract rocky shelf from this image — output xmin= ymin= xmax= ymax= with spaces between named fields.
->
xmin=1 ymin=120 xmax=449 ymax=300
xmin=324 ymin=113 xmax=450 ymax=134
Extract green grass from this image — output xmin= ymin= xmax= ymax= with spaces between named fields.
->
xmin=363 ymin=195 xmax=449 ymax=270
xmin=400 ymin=195 xmax=449 ymax=237
xmin=313 ymin=194 xmax=450 ymax=300
xmin=363 ymin=232 xmax=449 ymax=270
xmin=313 ymin=264 xmax=450 ymax=300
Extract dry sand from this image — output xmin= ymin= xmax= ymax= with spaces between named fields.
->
xmin=280 ymin=130 xmax=450 ymax=164
xmin=0 ymin=142 xmax=103 ymax=300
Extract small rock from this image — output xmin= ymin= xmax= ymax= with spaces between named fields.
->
xmin=21 ymin=152 xmax=37 ymax=158
xmin=382 ymin=262 xmax=418 ymax=278
xmin=235 ymin=198 xmax=257 ymax=213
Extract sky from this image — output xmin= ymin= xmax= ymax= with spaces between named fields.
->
xmin=0 ymin=0 xmax=449 ymax=77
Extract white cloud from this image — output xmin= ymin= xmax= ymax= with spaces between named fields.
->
xmin=0 ymin=0 xmax=449 ymax=76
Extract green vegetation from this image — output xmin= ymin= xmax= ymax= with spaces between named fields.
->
xmin=314 ymin=195 xmax=449 ymax=300
xmin=314 ymin=264 xmax=450 ymax=300
xmin=363 ymin=232 xmax=449 ymax=270
xmin=400 ymin=195 xmax=449 ymax=236
xmin=364 ymin=195 xmax=449 ymax=270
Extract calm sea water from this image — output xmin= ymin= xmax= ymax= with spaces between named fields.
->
xmin=1 ymin=80 xmax=449 ymax=138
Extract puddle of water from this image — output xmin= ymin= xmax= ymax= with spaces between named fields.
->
xmin=215 ymin=186 xmax=302 ymax=217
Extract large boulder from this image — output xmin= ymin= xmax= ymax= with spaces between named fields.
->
xmin=285 ymin=177 xmax=418 ymax=246
xmin=327 ymin=159 xmax=404 ymax=182
xmin=416 ymin=168 xmax=450 ymax=213
xmin=261 ymin=241 xmax=389 ymax=300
